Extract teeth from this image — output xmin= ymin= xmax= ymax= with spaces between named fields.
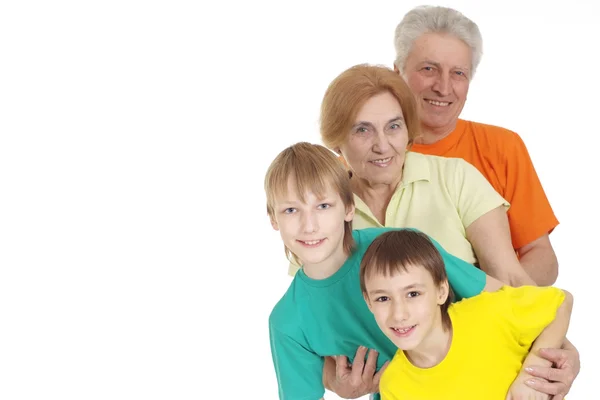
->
xmin=394 ymin=326 xmax=413 ymax=333
xmin=303 ymin=239 xmax=322 ymax=245
xmin=371 ymin=157 xmax=392 ymax=164
xmin=427 ymin=100 xmax=450 ymax=106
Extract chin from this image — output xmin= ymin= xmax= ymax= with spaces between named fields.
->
xmin=393 ymin=339 xmax=419 ymax=351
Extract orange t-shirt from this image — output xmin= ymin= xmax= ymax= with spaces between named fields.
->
xmin=410 ymin=119 xmax=558 ymax=250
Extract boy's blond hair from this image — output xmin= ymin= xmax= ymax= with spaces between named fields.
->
xmin=264 ymin=142 xmax=355 ymax=264
xmin=360 ymin=230 xmax=455 ymax=330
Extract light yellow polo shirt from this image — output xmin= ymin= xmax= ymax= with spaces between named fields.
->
xmin=287 ymin=152 xmax=508 ymax=276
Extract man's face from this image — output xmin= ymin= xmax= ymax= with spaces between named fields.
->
xmin=402 ymin=33 xmax=472 ymax=136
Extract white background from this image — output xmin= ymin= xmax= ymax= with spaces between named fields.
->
xmin=0 ymin=0 xmax=597 ymax=399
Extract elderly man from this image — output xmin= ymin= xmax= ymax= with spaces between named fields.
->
xmin=394 ymin=6 xmax=559 ymax=287
xmin=325 ymin=6 xmax=579 ymax=400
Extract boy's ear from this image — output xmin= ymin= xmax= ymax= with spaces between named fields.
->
xmin=437 ymin=280 xmax=450 ymax=305
xmin=269 ymin=215 xmax=279 ymax=231
xmin=345 ymin=204 xmax=355 ymax=222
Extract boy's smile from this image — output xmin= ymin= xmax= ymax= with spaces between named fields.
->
xmin=297 ymin=238 xmax=326 ymax=248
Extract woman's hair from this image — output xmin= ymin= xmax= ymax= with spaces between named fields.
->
xmin=394 ymin=5 xmax=483 ymax=79
xmin=264 ymin=142 xmax=355 ymax=263
xmin=320 ymin=64 xmax=421 ymax=151
xmin=360 ymin=229 xmax=454 ymax=330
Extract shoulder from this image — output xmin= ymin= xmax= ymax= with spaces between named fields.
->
xmin=269 ymin=279 xmax=304 ymax=332
xmin=406 ymin=152 xmax=474 ymax=179
xmin=352 ymin=227 xmax=392 ymax=247
xmin=462 ymin=119 xmax=520 ymax=140
xmin=380 ymin=350 xmax=406 ymax=386
xmin=353 ymin=227 xmax=429 ymax=246
xmin=462 ymin=119 xmax=529 ymax=153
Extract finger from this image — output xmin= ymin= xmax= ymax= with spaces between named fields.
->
xmin=335 ymin=355 xmax=351 ymax=377
xmin=525 ymin=366 xmax=566 ymax=383
xmin=362 ymin=349 xmax=379 ymax=379
xmin=537 ymin=348 xmax=565 ymax=364
xmin=523 ymin=377 xmax=566 ymax=396
xmin=350 ymin=346 xmax=368 ymax=380
xmin=552 ymin=395 xmax=565 ymax=400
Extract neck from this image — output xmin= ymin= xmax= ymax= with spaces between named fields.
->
xmin=350 ymin=173 xmax=402 ymax=205
xmin=405 ymin=316 xmax=452 ymax=368
xmin=414 ymin=122 xmax=457 ymax=145
xmin=302 ymin=246 xmax=349 ymax=280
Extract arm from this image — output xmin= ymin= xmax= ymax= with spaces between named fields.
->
xmin=445 ymin=159 xmax=535 ymax=287
xmin=466 ymin=206 xmax=536 ymax=287
xmin=517 ymin=234 xmax=559 ymax=286
xmin=483 ymin=274 xmax=504 ymax=292
xmin=500 ymin=130 xmax=560 ymax=286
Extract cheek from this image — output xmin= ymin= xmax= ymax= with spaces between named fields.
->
xmin=454 ymin=82 xmax=470 ymax=101
xmin=279 ymin=221 xmax=297 ymax=238
xmin=342 ymin=140 xmax=369 ymax=163
xmin=391 ymin=131 xmax=409 ymax=149
xmin=373 ymin=308 xmax=389 ymax=324
xmin=407 ymin=74 xmax=429 ymax=93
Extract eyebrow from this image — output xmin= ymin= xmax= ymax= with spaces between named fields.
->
xmin=353 ymin=116 xmax=404 ymax=129
xmin=278 ymin=196 xmax=335 ymax=206
xmin=422 ymin=60 xmax=470 ymax=72
xmin=368 ymin=283 xmax=425 ymax=296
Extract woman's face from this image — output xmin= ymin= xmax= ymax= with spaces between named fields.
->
xmin=337 ymin=92 xmax=409 ymax=187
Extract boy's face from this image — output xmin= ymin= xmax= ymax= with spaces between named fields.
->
xmin=270 ymin=176 xmax=354 ymax=270
xmin=364 ymin=265 xmax=448 ymax=351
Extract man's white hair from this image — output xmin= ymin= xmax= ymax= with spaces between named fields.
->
xmin=394 ymin=5 xmax=483 ymax=79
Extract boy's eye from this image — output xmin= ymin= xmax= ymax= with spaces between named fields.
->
xmin=407 ymin=291 xmax=420 ymax=298
xmin=375 ymin=296 xmax=390 ymax=302
xmin=283 ymin=208 xmax=296 ymax=214
xmin=318 ymin=203 xmax=331 ymax=210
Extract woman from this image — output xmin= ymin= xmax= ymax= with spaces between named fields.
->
xmin=301 ymin=64 xmax=533 ymax=288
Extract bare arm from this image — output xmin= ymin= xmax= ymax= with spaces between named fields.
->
xmin=517 ymin=234 xmax=559 ymax=286
xmin=483 ymin=274 xmax=505 ymax=292
xmin=466 ymin=206 xmax=536 ymax=287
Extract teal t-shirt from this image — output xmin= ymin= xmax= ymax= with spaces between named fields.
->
xmin=268 ymin=227 xmax=487 ymax=400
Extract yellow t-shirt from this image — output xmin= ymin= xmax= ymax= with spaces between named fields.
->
xmin=380 ymin=286 xmax=566 ymax=400
xmin=287 ymin=152 xmax=508 ymax=276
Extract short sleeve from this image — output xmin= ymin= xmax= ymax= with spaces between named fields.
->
xmin=503 ymin=286 xmax=565 ymax=346
xmin=269 ymin=322 xmax=324 ymax=400
xmin=446 ymin=158 xmax=509 ymax=229
xmin=502 ymin=133 xmax=559 ymax=248
xmin=427 ymin=234 xmax=486 ymax=301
